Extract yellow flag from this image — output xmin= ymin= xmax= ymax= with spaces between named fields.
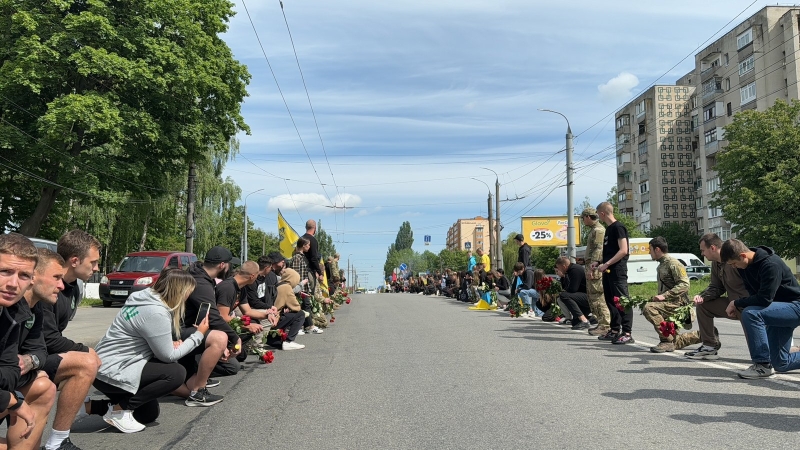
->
xmin=319 ymin=257 xmax=329 ymax=295
xmin=277 ymin=209 xmax=300 ymax=259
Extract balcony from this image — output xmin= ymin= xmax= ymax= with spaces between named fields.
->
xmin=640 ymin=171 xmax=649 ymax=182
xmin=705 ymin=140 xmax=720 ymax=157
xmin=617 ymin=161 xmax=631 ymax=173
xmin=640 ymin=192 xmax=650 ymax=203
xmin=619 ymin=181 xmax=633 ymax=192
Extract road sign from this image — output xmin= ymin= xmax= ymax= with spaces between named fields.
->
xmin=465 ymin=241 xmax=471 ymax=249
xmin=399 ymin=263 xmax=408 ymax=271
xmin=424 ymin=235 xmax=431 ymax=245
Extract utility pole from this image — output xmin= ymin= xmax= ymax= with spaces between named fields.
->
xmin=481 ymin=167 xmax=503 ymax=272
xmin=538 ymin=110 xmax=576 ymax=262
xmin=185 ymin=163 xmax=196 ymax=253
xmin=487 ymin=193 xmax=494 ymax=269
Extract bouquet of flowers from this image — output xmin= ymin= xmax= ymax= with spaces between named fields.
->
xmin=612 ymin=295 xmax=650 ymax=312
xmin=251 ymin=347 xmax=275 ymax=364
xmin=666 ymin=303 xmax=694 ymax=330
xmin=228 ymin=316 xmax=249 ymax=334
xmin=332 ymin=291 xmax=347 ymax=305
xmin=508 ymin=296 xmax=530 ymax=318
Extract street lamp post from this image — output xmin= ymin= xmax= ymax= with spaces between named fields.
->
xmin=243 ymin=189 xmax=265 ymax=263
xmin=347 ymin=253 xmax=353 ymax=293
xmin=470 ymin=178 xmax=494 ymax=269
xmin=538 ymin=109 xmax=575 ymax=262
xmin=481 ymin=167 xmax=503 ymax=272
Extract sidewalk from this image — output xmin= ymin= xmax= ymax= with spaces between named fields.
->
xmin=63 ymin=305 xmax=121 ymax=348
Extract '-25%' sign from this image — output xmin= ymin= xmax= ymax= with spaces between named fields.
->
xmin=520 ymin=216 xmax=581 ymax=247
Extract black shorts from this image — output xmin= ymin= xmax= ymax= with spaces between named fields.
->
xmin=15 ymin=370 xmax=39 ymax=390
xmin=43 ymin=353 xmax=63 ymax=381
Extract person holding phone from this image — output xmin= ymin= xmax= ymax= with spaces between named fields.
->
xmin=92 ymin=269 xmax=214 ymax=433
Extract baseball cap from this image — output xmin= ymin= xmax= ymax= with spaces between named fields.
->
xmin=204 ymin=246 xmax=238 ymax=264
xmin=267 ymin=251 xmax=287 ymax=265
xmin=513 ymin=234 xmax=524 ymax=242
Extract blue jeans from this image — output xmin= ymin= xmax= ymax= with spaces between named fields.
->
xmin=741 ymin=302 xmax=800 ymax=372
xmin=517 ymin=289 xmax=544 ymax=315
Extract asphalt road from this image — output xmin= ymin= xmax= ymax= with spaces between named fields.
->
xmin=22 ymin=294 xmax=800 ymax=449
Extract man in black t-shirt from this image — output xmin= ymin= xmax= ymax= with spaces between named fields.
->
xmin=592 ymin=202 xmax=634 ymax=344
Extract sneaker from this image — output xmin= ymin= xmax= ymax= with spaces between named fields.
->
xmin=612 ymin=334 xmax=635 ymax=345
xmin=185 ymin=388 xmax=224 ymax=407
xmin=738 ymin=363 xmax=775 ymax=379
xmin=310 ymin=326 xmax=324 ymax=334
xmin=650 ymin=341 xmax=675 ymax=353
xmin=557 ymin=316 xmax=569 ymax=325
xmin=282 ymin=341 xmax=305 ymax=351
xmin=205 ymin=378 xmax=220 ymax=388
xmin=571 ymin=321 xmax=591 ymax=330
xmin=588 ymin=315 xmax=598 ymax=326
xmin=103 ymin=405 xmax=146 ymax=433
xmin=588 ymin=325 xmax=610 ymax=336
xmin=51 ymin=437 xmax=83 ymax=449
xmin=297 ymin=328 xmax=306 ymax=335
xmin=685 ymin=345 xmax=719 ymax=360
xmin=598 ymin=329 xmax=620 ymax=341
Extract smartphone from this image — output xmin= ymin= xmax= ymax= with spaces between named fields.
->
xmin=195 ymin=302 xmax=211 ymax=326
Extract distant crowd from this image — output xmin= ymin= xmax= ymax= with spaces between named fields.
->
xmin=0 ymin=219 xmax=351 ymax=450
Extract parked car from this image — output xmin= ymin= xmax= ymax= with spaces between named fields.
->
xmin=100 ymin=251 xmax=197 ymax=307
xmin=685 ymin=265 xmax=712 ymax=281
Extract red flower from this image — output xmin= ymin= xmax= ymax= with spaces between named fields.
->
xmin=242 ymin=315 xmax=251 ymax=326
xmin=261 ymin=351 xmax=274 ymax=364
xmin=614 ymin=296 xmax=620 ymax=302
xmin=330 ymin=317 xmax=335 ymax=323
xmin=279 ymin=329 xmax=288 ymax=341
xmin=346 ymin=298 xmax=351 ymax=304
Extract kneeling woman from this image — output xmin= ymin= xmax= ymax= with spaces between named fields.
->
xmin=92 ymin=269 xmax=209 ymax=433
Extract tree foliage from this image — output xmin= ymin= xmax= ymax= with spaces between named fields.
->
xmin=316 ymin=221 xmax=337 ymax=260
xmin=0 ymin=0 xmax=250 ymax=236
xmin=647 ymin=222 xmax=698 ymax=254
xmin=713 ymin=99 xmax=800 ymax=257
xmin=394 ymin=221 xmax=414 ymax=251
xmin=606 ymin=187 xmax=646 ymax=238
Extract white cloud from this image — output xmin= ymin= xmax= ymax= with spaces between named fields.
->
xmin=597 ymin=72 xmax=640 ymax=104
xmin=353 ymin=206 xmax=383 ymax=218
xmin=267 ymin=193 xmax=362 ymax=213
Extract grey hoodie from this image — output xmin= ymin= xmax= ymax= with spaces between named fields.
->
xmin=94 ymin=288 xmax=204 ymax=393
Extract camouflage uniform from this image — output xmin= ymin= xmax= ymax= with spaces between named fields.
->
xmin=643 ymin=255 xmax=691 ymax=345
xmin=584 ymin=216 xmax=610 ymax=327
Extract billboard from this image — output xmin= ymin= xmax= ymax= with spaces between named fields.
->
xmin=520 ymin=216 xmax=581 ymax=247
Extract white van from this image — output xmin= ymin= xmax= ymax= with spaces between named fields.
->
xmin=576 ymin=238 xmax=708 ymax=284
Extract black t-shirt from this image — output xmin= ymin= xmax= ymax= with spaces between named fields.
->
xmin=602 ymin=221 xmax=629 ymax=269
xmin=564 ymin=264 xmax=587 ymax=293
xmin=262 ymin=272 xmax=278 ymax=309
xmin=241 ymin=275 xmax=269 ymax=309
xmin=215 ymin=277 xmax=241 ymax=310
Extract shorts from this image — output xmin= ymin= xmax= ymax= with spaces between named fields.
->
xmin=43 ymin=353 xmax=63 ymax=381
xmin=15 ymin=370 xmax=39 ymax=390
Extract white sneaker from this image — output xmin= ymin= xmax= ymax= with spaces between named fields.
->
xmin=103 ymin=405 xmax=145 ymax=433
xmin=310 ymin=326 xmax=324 ymax=334
xmin=738 ymin=363 xmax=775 ymax=379
xmin=282 ymin=341 xmax=305 ymax=351
xmin=297 ymin=329 xmax=306 ymax=335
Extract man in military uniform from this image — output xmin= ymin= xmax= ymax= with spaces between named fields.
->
xmin=583 ymin=207 xmax=611 ymax=336
xmin=643 ymin=236 xmax=691 ymax=353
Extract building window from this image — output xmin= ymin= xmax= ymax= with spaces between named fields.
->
xmin=739 ymin=55 xmax=755 ymax=76
xmin=737 ymin=28 xmax=753 ymax=50
xmin=639 ymin=181 xmax=649 ymax=194
xmin=616 ymin=115 xmax=630 ymax=129
xmin=707 ymin=176 xmax=720 ymax=194
xmin=708 ymin=206 xmax=723 ymax=218
xmin=740 ymin=82 xmax=756 ymax=104
xmin=704 ymin=128 xmax=717 ymax=144
xmin=703 ymin=104 xmax=716 ymax=122
xmin=642 ymin=201 xmax=651 ymax=214
xmin=635 ymin=100 xmax=646 ymax=117
xmin=638 ymin=121 xmax=646 ymax=135
xmin=727 ymin=102 xmax=732 ymax=116
xmin=702 ymin=78 xmax=722 ymax=98
xmin=638 ymin=141 xmax=647 ymax=157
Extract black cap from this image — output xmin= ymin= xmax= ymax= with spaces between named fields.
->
xmin=514 ymin=234 xmax=524 ymax=242
xmin=267 ymin=251 xmax=286 ymax=265
xmin=204 ymin=246 xmax=235 ymax=264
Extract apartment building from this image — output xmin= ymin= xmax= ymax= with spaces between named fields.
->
xmin=617 ymin=6 xmax=800 ymax=238
xmin=693 ymin=6 xmax=800 ymax=239
xmin=445 ymin=216 xmax=491 ymax=252
xmin=615 ymin=81 xmax=696 ymax=233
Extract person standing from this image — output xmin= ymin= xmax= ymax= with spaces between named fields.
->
xmin=477 ymin=248 xmax=490 ymax=272
xmin=514 ymin=234 xmax=531 ymax=268
xmin=582 ymin=208 xmax=611 ymax=336
xmin=642 ymin=237 xmax=691 ymax=353
xmin=466 ymin=251 xmax=476 ymax=272
xmin=301 ymin=220 xmax=323 ymax=293
xmin=592 ymin=202 xmax=634 ymax=344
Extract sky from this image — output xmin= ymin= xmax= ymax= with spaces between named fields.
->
xmin=221 ymin=0 xmax=769 ymax=287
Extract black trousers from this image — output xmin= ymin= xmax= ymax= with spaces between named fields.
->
xmin=559 ymin=291 xmax=591 ymax=319
xmin=93 ymin=360 xmax=185 ymax=411
xmin=603 ymin=265 xmax=633 ymax=333
xmin=301 ymin=294 xmax=313 ymax=328
xmin=266 ymin=310 xmax=305 ymax=347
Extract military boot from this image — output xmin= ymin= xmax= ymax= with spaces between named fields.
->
xmin=650 ymin=341 xmax=675 ymax=353
xmin=588 ymin=325 xmax=610 ymax=337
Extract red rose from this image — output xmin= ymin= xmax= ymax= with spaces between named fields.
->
xmin=660 ymin=321 xmax=667 ymax=327
xmin=330 ymin=317 xmax=335 ymax=323
xmin=262 ymin=351 xmax=274 ymax=363
xmin=346 ymin=298 xmax=351 ymax=304
xmin=279 ymin=330 xmax=288 ymax=341
xmin=613 ymin=296 xmax=620 ymax=302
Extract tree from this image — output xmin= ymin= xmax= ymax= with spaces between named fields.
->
xmin=531 ymin=246 xmax=560 ymax=273
xmin=1 ymin=0 xmax=250 ymax=235
xmin=438 ymin=248 xmax=469 ymax=272
xmin=502 ymin=232 xmax=520 ymax=276
xmin=713 ymin=99 xmax=800 ymax=258
xmin=316 ymin=221 xmax=337 ymax=260
xmin=394 ymin=221 xmax=414 ymax=251
xmin=647 ymin=222 xmax=698 ymax=254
